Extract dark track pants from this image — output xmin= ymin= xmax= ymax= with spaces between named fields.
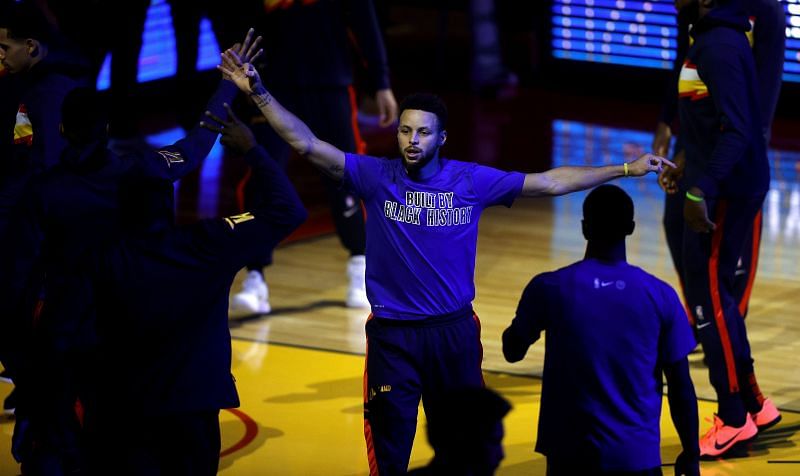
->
xmin=363 ymin=309 xmax=484 ymax=476
xmin=663 ymin=190 xmax=763 ymax=323
xmin=681 ymin=195 xmax=767 ymax=417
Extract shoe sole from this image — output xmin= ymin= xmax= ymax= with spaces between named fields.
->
xmin=756 ymin=414 xmax=782 ymax=433
xmin=700 ymin=433 xmax=758 ymax=460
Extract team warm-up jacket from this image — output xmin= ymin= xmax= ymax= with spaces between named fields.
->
xmin=259 ymin=0 xmax=390 ymax=92
xmin=679 ymin=5 xmax=769 ymax=199
xmin=0 ymin=80 xmax=239 ymax=391
xmin=661 ymin=0 xmax=785 ymax=142
xmin=0 ymin=49 xmax=90 ymax=246
xmin=89 ymin=144 xmax=306 ymax=415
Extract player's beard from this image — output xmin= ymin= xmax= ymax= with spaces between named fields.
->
xmin=402 ymin=145 xmax=437 ymax=176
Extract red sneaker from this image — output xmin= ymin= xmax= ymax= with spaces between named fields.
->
xmin=751 ymin=399 xmax=781 ymax=432
xmin=699 ymin=414 xmax=757 ymax=458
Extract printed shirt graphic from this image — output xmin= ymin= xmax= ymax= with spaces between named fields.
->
xmin=14 ymin=103 xmax=33 ymax=146
xmin=344 ymin=153 xmax=524 ymax=319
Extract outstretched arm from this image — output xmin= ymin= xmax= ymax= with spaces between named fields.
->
xmin=218 ymin=49 xmax=347 ymax=181
xmin=520 ymin=153 xmax=673 ymax=198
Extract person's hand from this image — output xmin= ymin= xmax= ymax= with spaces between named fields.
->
xmin=218 ymin=49 xmax=263 ymax=95
xmin=674 ymin=451 xmax=700 ymax=476
xmin=375 ymin=88 xmax=398 ymax=128
xmin=11 ymin=416 xmax=33 ymax=463
xmin=659 ymin=149 xmax=685 ymax=194
xmin=220 ymin=28 xmax=262 ymax=82
xmin=652 ymin=121 xmax=672 ymax=157
xmin=200 ymin=103 xmax=257 ymax=155
xmin=684 ymin=187 xmax=715 ymax=233
xmin=627 ymin=152 xmax=675 ymax=177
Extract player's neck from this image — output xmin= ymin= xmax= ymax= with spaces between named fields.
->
xmin=407 ymin=154 xmax=441 ymax=181
xmin=584 ymin=240 xmax=627 ymax=263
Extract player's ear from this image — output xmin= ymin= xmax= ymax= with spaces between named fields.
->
xmin=439 ymin=130 xmax=447 ymax=147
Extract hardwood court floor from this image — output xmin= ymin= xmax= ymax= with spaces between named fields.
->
xmin=2 ymin=340 xmax=799 ymax=475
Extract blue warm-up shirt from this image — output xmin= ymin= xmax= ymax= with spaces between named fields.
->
xmin=504 ymin=259 xmax=696 ymax=471
xmin=344 ymin=154 xmax=524 ymax=319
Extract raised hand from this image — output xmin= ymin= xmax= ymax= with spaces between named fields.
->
xmin=218 ymin=48 xmax=263 ymax=95
xmin=376 ymin=88 xmax=398 ymax=128
xmin=199 ymin=103 xmax=257 ymax=155
xmin=627 ymin=152 xmax=675 ymax=177
xmin=219 ymin=28 xmax=263 ymax=82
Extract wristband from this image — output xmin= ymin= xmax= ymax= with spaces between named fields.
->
xmin=685 ymin=191 xmax=704 ymax=202
xmin=623 ymin=162 xmax=629 ymax=177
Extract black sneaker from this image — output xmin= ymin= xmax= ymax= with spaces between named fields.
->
xmin=2 ymin=387 xmax=16 ymax=416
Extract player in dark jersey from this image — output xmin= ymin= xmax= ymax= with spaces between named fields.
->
xmin=1 ymin=30 xmax=262 ymax=473
xmin=671 ymin=0 xmax=781 ymax=458
xmin=219 ymin=52 xmax=672 ymax=475
xmin=82 ymin=103 xmax=306 ymax=475
xmin=0 ymin=0 xmax=90 ymax=423
xmin=655 ymin=0 xmax=785 ymax=325
xmin=503 ymin=185 xmax=699 ymax=476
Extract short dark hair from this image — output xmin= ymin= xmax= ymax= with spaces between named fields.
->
xmin=398 ymin=93 xmax=448 ymax=130
xmin=0 ymin=0 xmax=54 ymax=42
xmin=61 ymin=87 xmax=108 ymax=145
xmin=582 ymin=185 xmax=634 ymax=241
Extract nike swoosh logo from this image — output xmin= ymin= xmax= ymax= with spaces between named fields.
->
xmin=714 ymin=428 xmax=746 ymax=450
xmin=697 ymin=322 xmax=711 ymax=329
xmin=601 ymin=281 xmax=613 ymax=287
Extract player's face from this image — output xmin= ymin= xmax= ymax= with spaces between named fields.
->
xmin=0 ymin=29 xmax=32 ymax=74
xmin=397 ymin=109 xmax=446 ymax=176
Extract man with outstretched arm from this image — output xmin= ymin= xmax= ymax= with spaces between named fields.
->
xmin=219 ymin=48 xmax=673 ymax=475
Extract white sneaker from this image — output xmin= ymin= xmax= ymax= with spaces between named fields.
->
xmin=230 ymin=270 xmax=271 ymax=315
xmin=346 ymin=255 xmax=370 ymax=308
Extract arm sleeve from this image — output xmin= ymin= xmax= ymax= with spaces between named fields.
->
xmin=751 ymin=0 xmax=786 ymax=135
xmin=659 ymin=19 xmax=690 ymax=126
xmin=502 ymin=274 xmax=551 ymax=362
xmin=343 ymin=153 xmax=384 ymax=198
xmin=134 ymin=80 xmax=239 ymax=181
xmin=344 ymin=0 xmax=391 ymax=92
xmin=196 ymin=146 xmax=307 ymax=270
xmin=664 ymin=357 xmax=700 ymax=458
xmin=659 ymin=284 xmax=697 ymax=365
xmin=28 ymin=83 xmax=71 ymax=170
xmin=472 ymin=165 xmax=525 ymax=208
xmin=691 ymin=45 xmax=758 ymax=197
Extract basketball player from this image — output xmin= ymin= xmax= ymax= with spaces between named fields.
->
xmin=503 ymin=185 xmax=700 ymax=476
xmin=671 ymin=0 xmax=781 ymax=458
xmin=219 ymin=50 xmax=673 ymax=475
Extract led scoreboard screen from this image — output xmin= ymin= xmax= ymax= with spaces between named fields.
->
xmin=552 ymin=0 xmax=800 ymax=83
